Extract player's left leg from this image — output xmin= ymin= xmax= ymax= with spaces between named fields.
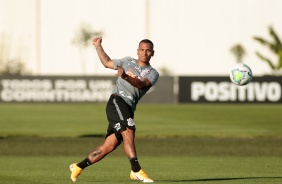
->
xmin=121 ymin=128 xmax=137 ymax=158
xmin=130 ymin=169 xmax=154 ymax=183
xmin=106 ymin=95 xmax=153 ymax=182
xmin=121 ymin=128 xmax=154 ymax=183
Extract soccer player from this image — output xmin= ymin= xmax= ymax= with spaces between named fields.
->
xmin=69 ymin=37 xmax=159 ymax=183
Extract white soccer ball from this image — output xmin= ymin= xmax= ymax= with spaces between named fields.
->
xmin=230 ymin=63 xmax=252 ymax=86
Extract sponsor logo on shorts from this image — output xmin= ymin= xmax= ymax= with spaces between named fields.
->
xmin=114 ymin=123 xmax=121 ymax=131
xmin=127 ymin=118 xmax=135 ymax=126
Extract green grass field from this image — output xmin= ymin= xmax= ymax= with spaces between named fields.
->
xmin=0 ymin=103 xmax=282 ymax=184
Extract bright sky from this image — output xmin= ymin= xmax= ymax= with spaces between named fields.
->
xmin=1 ymin=0 xmax=282 ymax=76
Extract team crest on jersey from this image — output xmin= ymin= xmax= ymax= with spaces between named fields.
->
xmin=127 ymin=118 xmax=135 ymax=126
xmin=140 ymin=69 xmax=150 ymax=77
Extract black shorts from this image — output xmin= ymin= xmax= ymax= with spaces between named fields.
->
xmin=105 ymin=94 xmax=135 ymax=144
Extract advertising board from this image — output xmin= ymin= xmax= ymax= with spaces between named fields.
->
xmin=0 ymin=76 xmax=174 ymax=103
xmin=179 ymin=76 xmax=282 ymax=103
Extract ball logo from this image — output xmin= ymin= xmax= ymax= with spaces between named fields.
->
xmin=232 ymin=70 xmax=245 ymax=82
xmin=230 ymin=64 xmax=252 ymax=86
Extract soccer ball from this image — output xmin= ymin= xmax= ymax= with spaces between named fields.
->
xmin=230 ymin=64 xmax=252 ymax=86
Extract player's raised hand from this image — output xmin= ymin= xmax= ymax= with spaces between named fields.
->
xmin=92 ymin=37 xmax=102 ymax=46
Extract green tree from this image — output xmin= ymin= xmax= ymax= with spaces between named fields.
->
xmin=72 ymin=23 xmax=103 ymax=75
xmin=253 ymin=26 xmax=282 ymax=76
xmin=230 ymin=44 xmax=246 ymax=63
xmin=0 ymin=33 xmax=30 ymax=75
xmin=158 ymin=66 xmax=173 ymax=76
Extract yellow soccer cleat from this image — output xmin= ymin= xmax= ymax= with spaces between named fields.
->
xmin=69 ymin=163 xmax=82 ymax=182
xmin=130 ymin=169 xmax=154 ymax=183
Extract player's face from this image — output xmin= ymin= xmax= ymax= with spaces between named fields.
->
xmin=137 ymin=42 xmax=154 ymax=65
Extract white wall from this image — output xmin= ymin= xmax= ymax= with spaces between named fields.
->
xmin=1 ymin=0 xmax=282 ymax=76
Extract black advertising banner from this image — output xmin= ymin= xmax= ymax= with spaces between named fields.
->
xmin=142 ymin=76 xmax=174 ymax=103
xmin=179 ymin=76 xmax=282 ymax=103
xmin=2 ymin=75 xmax=280 ymax=103
xmin=0 ymin=76 xmax=116 ymax=103
xmin=0 ymin=76 xmax=174 ymax=103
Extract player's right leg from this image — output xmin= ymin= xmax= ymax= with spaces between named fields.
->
xmin=69 ymin=133 xmax=119 ymax=182
xmin=87 ymin=133 xmax=119 ymax=163
xmin=69 ymin=163 xmax=82 ymax=182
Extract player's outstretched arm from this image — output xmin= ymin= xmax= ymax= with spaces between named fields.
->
xmin=93 ymin=37 xmax=114 ymax=69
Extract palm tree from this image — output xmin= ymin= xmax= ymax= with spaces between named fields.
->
xmin=158 ymin=66 xmax=173 ymax=76
xmin=230 ymin=44 xmax=246 ymax=63
xmin=72 ymin=23 xmax=103 ymax=75
xmin=0 ymin=33 xmax=30 ymax=75
xmin=253 ymin=26 xmax=282 ymax=76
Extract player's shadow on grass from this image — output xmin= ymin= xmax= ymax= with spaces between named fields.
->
xmin=161 ymin=176 xmax=282 ymax=182
xmin=78 ymin=134 xmax=104 ymax=138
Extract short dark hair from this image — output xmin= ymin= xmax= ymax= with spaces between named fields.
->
xmin=139 ymin=39 xmax=154 ymax=49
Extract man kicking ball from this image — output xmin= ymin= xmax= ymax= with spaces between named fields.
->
xmin=69 ymin=37 xmax=159 ymax=183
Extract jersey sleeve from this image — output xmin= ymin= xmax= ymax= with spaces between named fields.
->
xmin=144 ymin=69 xmax=159 ymax=86
xmin=112 ymin=56 xmax=132 ymax=70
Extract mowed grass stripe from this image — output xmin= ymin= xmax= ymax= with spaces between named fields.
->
xmin=0 ymin=104 xmax=281 ymax=137
xmin=0 ymin=156 xmax=282 ymax=184
xmin=1 ymin=136 xmax=282 ymax=156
